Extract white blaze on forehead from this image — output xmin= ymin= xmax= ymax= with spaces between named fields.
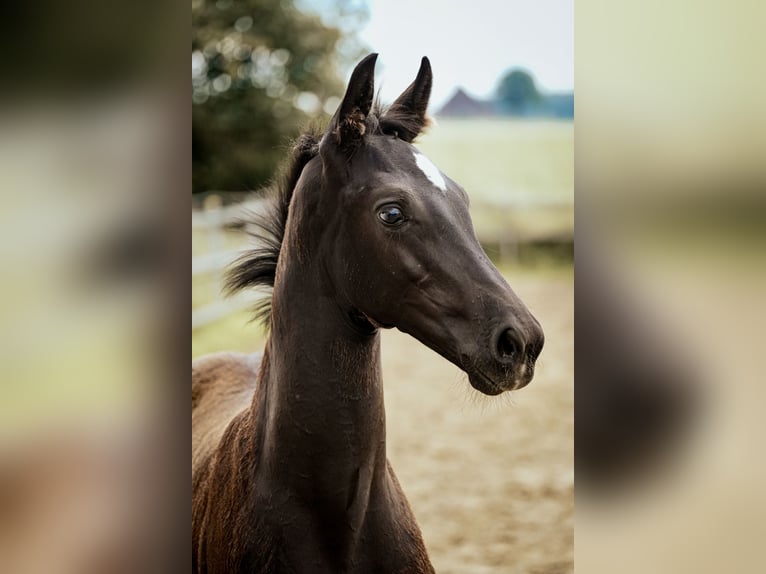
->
xmin=413 ymin=152 xmax=447 ymax=192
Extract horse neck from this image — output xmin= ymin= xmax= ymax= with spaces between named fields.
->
xmin=250 ymin=243 xmax=388 ymax=496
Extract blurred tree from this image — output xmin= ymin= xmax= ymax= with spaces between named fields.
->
xmin=496 ymin=69 xmax=542 ymax=115
xmin=192 ymin=0 xmax=366 ymax=194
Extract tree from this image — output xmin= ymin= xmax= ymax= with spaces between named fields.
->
xmin=192 ymin=0 xmax=366 ymax=194
xmin=496 ymin=69 xmax=542 ymax=115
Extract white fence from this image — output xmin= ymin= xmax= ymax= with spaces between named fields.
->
xmin=192 ymin=197 xmax=268 ymax=330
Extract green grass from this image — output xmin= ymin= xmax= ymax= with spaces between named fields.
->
xmin=417 ymin=118 xmax=573 ymax=205
xmin=417 ymin=119 xmax=573 ymax=241
xmin=192 ymin=309 xmax=268 ymax=358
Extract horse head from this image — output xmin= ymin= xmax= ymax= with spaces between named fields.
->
xmin=294 ymin=54 xmax=544 ymax=394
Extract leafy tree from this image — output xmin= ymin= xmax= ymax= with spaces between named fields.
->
xmin=192 ymin=0 xmax=366 ymax=194
xmin=496 ymin=69 xmax=542 ymax=115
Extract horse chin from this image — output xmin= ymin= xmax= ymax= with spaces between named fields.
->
xmin=467 ymin=365 xmax=536 ymax=395
xmin=467 ymin=371 xmax=506 ymax=396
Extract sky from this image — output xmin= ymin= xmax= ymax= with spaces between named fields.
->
xmin=303 ymin=0 xmax=573 ymax=109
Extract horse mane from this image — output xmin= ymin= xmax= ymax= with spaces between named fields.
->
xmin=223 ymin=128 xmax=321 ymax=326
xmin=224 ymin=102 xmax=427 ymax=327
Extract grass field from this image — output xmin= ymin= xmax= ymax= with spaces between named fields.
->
xmin=192 ymin=119 xmax=573 ymax=572
xmin=417 ymin=118 xmax=573 ymax=206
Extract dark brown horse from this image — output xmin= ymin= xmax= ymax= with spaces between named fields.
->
xmin=192 ymin=54 xmax=544 ymax=573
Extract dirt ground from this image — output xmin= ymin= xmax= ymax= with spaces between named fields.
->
xmin=381 ymin=275 xmax=573 ymax=574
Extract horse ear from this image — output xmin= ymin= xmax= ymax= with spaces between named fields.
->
xmin=381 ymin=56 xmax=432 ymax=142
xmin=328 ymin=53 xmax=378 ymax=150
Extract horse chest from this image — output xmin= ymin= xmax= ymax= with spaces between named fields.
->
xmin=234 ymin=477 xmax=433 ymax=574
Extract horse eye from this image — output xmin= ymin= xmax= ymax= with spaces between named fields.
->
xmin=377 ymin=205 xmax=405 ymax=226
xmin=378 ymin=205 xmax=405 ymax=226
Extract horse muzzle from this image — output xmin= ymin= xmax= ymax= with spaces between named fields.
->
xmin=465 ymin=320 xmax=544 ymax=395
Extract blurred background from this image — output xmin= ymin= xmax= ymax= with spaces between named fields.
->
xmin=576 ymin=1 xmax=766 ymax=573
xmin=192 ymin=1 xmax=573 ymax=573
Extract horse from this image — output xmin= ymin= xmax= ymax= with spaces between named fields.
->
xmin=192 ymin=53 xmax=544 ymax=573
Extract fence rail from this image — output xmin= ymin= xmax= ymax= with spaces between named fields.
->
xmin=192 ymin=198 xmax=266 ymax=329
xmin=193 ymin=291 xmax=257 ymax=330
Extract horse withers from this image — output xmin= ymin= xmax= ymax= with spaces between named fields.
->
xmin=192 ymin=54 xmax=544 ymax=573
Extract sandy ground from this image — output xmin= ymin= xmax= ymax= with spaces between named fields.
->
xmin=381 ymin=275 xmax=573 ymax=574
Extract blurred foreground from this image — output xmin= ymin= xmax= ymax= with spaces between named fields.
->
xmin=576 ymin=1 xmax=766 ymax=572
xmin=0 ymin=94 xmax=187 ymax=572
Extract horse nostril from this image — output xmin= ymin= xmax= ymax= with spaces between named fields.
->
xmin=496 ymin=328 xmax=521 ymax=361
